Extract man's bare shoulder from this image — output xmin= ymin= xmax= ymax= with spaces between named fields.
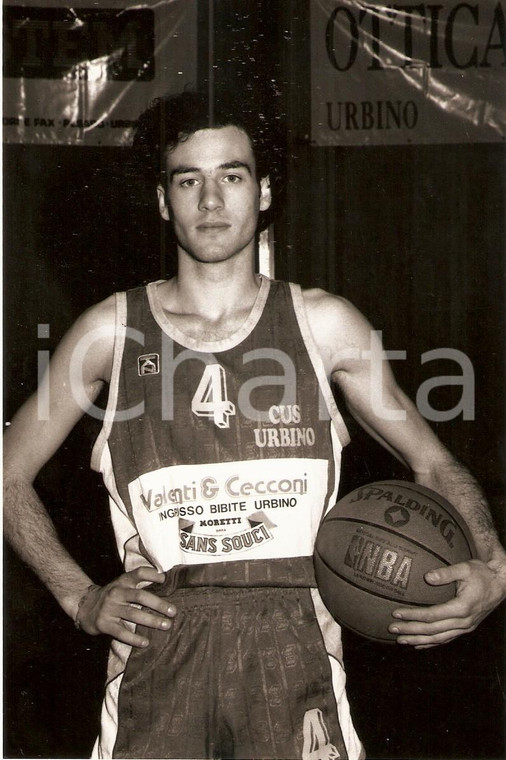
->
xmin=59 ymin=293 xmax=118 ymax=384
xmin=75 ymin=292 xmax=117 ymax=332
xmin=3 ymin=293 xmax=119 ymax=478
xmin=301 ymin=287 xmax=352 ymax=317
xmin=301 ymin=287 xmax=372 ymax=354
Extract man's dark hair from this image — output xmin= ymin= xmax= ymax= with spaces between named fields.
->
xmin=133 ymin=87 xmax=286 ymax=230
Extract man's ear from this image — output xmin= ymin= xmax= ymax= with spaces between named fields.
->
xmin=259 ymin=176 xmax=272 ymax=211
xmin=157 ymin=184 xmax=171 ymax=221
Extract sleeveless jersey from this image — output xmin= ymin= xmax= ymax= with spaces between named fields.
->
xmin=91 ymin=277 xmax=350 ymax=573
xmin=90 ymin=277 xmax=364 ymax=760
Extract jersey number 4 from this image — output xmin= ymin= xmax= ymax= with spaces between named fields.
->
xmin=191 ymin=364 xmax=236 ymax=428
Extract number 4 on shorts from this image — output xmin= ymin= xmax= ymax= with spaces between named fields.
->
xmin=191 ymin=364 xmax=236 ymax=428
xmin=302 ymin=709 xmax=341 ymax=760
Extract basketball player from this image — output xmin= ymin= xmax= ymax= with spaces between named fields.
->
xmin=4 ymin=91 xmax=506 ymax=759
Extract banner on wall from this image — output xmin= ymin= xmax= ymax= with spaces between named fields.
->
xmin=3 ymin=0 xmax=197 ymax=145
xmin=311 ymin=0 xmax=506 ymax=145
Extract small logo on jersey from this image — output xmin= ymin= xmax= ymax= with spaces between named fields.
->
xmin=138 ymin=353 xmax=160 ymax=376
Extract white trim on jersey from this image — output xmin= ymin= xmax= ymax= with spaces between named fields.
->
xmin=289 ymin=283 xmax=350 ymax=447
xmin=91 ymin=291 xmax=128 ymax=472
xmin=146 ymin=275 xmax=271 ymax=353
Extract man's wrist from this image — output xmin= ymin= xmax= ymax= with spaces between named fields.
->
xmin=74 ymin=583 xmax=101 ymax=630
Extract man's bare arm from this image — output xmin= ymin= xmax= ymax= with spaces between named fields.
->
xmin=304 ymin=289 xmax=506 ymax=646
xmin=4 ymin=297 xmax=175 ymax=646
xmin=4 ymin=301 xmax=112 ymax=615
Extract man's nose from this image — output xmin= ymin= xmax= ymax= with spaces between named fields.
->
xmin=198 ymin=179 xmax=224 ymax=211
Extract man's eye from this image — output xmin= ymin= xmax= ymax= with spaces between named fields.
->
xmin=180 ymin=178 xmax=199 ymax=188
xmin=223 ymin=174 xmax=241 ymax=183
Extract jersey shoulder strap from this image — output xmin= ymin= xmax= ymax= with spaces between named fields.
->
xmin=287 ymin=282 xmax=350 ymax=447
xmin=90 ymin=283 xmax=158 ymax=472
xmin=90 ymin=289 xmax=127 ymax=471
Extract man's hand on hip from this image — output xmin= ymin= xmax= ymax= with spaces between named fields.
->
xmin=77 ymin=566 xmax=176 ymax=648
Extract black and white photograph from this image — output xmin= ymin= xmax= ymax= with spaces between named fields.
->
xmin=3 ymin=2 xmax=506 ymax=759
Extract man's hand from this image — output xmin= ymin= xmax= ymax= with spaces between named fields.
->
xmin=77 ymin=566 xmax=177 ymax=648
xmin=389 ymin=557 xmax=506 ymax=649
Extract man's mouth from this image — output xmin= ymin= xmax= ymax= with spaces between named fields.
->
xmin=196 ymin=222 xmax=230 ymax=230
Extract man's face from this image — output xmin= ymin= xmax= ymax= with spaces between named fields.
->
xmin=157 ymin=125 xmax=271 ymax=264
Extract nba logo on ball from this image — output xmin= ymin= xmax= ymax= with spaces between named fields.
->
xmin=314 ymin=481 xmax=477 ymax=643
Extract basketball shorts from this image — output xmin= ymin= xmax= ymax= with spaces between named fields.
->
xmin=112 ymin=557 xmax=350 ymax=760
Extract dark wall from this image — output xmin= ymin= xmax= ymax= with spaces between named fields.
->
xmin=278 ymin=140 xmax=506 ymax=495
xmin=3 ymin=145 xmax=164 ymax=759
xmin=4 ymin=1 xmax=505 ymax=758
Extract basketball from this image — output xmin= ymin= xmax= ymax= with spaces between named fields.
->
xmin=314 ymin=480 xmax=477 ymax=643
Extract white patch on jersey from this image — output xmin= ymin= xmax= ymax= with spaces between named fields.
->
xmin=127 ymin=457 xmax=329 ymax=566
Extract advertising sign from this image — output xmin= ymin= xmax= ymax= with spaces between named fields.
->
xmin=3 ymin=0 xmax=197 ymax=145
xmin=311 ymin=0 xmax=506 ymax=144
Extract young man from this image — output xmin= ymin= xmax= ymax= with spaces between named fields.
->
xmin=4 ymin=91 xmax=506 ymax=759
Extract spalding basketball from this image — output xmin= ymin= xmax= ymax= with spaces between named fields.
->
xmin=314 ymin=480 xmax=477 ymax=643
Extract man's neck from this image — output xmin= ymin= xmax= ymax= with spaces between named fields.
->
xmin=162 ymin=252 xmax=262 ymax=323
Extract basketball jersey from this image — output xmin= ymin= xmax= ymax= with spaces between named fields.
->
xmin=90 ymin=277 xmax=363 ymax=760
xmin=91 ymin=276 xmax=350 ymax=573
